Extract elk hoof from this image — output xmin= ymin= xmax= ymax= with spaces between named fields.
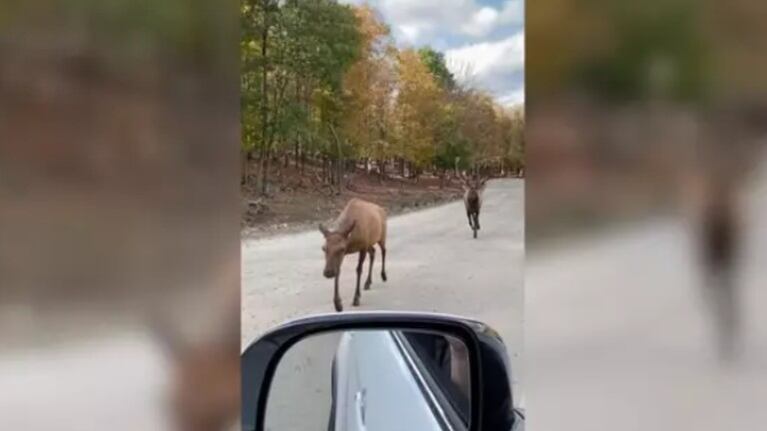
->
xmin=364 ymin=281 xmax=372 ymax=290
xmin=352 ymin=297 xmax=360 ymax=307
xmin=473 ymin=230 xmax=477 ymax=239
xmin=334 ymin=300 xmax=343 ymax=312
xmin=382 ymin=272 xmax=387 ymax=282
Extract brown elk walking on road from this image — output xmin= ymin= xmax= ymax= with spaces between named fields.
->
xmin=461 ymin=175 xmax=488 ymax=238
xmin=320 ymin=198 xmax=388 ymax=312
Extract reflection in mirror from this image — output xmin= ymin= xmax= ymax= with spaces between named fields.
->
xmin=265 ymin=329 xmax=471 ymax=431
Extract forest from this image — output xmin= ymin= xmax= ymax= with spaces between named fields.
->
xmin=242 ymin=0 xmax=525 ymax=196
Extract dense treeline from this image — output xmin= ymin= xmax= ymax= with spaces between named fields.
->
xmin=242 ymin=0 xmax=524 ymax=195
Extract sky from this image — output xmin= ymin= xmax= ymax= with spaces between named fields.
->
xmin=340 ymin=0 xmax=525 ymax=107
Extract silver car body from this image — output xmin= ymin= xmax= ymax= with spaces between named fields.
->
xmin=332 ymin=330 xmax=451 ymax=431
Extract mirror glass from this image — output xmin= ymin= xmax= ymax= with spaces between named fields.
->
xmin=264 ymin=329 xmax=472 ymax=431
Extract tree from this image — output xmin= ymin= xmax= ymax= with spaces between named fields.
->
xmin=418 ymin=47 xmax=456 ymax=90
xmin=342 ymin=5 xmax=397 ymax=176
xmin=241 ymin=1 xmax=521 ymax=194
xmin=499 ymin=106 xmax=525 ymax=175
xmin=241 ymin=0 xmax=361 ymax=194
xmin=394 ymin=49 xmax=442 ymax=178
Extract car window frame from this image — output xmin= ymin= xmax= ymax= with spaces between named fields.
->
xmin=393 ymin=330 xmax=471 ymax=431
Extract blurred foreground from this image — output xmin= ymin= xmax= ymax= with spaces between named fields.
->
xmin=527 ymin=0 xmax=767 ymax=429
xmin=0 ymin=1 xmax=239 ymax=430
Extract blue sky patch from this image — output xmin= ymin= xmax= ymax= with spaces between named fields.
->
xmin=340 ymin=0 xmax=524 ymax=106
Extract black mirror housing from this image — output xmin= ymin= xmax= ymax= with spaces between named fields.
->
xmin=241 ymin=311 xmax=516 ymax=431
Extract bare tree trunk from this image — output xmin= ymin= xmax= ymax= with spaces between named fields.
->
xmin=258 ymin=0 xmax=271 ymax=196
xmin=294 ymin=79 xmax=301 ymax=168
xmin=322 ymin=155 xmax=328 ymax=183
xmin=241 ymin=151 xmax=249 ymax=185
xmin=260 ymin=145 xmax=271 ymax=195
xmin=328 ymin=124 xmax=344 ymax=192
xmin=378 ymin=159 xmax=386 ymax=183
xmin=294 ymin=135 xmax=300 ymax=168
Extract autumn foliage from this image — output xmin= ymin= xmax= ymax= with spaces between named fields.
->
xmin=242 ymin=0 xmax=524 ymax=195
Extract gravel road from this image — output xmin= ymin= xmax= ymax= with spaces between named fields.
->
xmin=527 ymin=165 xmax=767 ymax=431
xmin=242 ymin=178 xmax=525 ymax=416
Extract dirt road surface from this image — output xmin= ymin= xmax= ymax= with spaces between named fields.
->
xmin=242 ymin=179 xmax=525 ymax=422
xmin=527 ymin=162 xmax=767 ymax=431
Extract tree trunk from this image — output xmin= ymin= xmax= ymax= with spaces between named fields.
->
xmin=260 ymin=145 xmax=271 ymax=196
xmin=258 ymin=0 xmax=270 ymax=196
xmin=328 ymin=124 xmax=344 ymax=192
xmin=241 ymin=151 xmax=249 ymax=185
xmin=294 ymin=135 xmax=300 ymax=168
xmin=378 ymin=159 xmax=386 ymax=183
xmin=300 ymin=147 xmax=306 ymax=175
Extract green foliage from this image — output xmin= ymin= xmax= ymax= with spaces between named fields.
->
xmin=240 ymin=0 xmax=363 ymax=168
xmin=577 ymin=2 xmax=707 ymax=102
xmin=241 ymin=1 xmax=524 ymax=183
xmin=418 ymin=46 xmax=456 ymax=90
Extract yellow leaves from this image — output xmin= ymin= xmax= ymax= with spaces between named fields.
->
xmin=397 ymin=49 xmax=440 ymax=98
xmin=352 ymin=4 xmax=390 ymax=58
xmin=340 ymin=5 xmax=397 ymax=158
xmin=331 ymin=5 xmax=522 ymax=171
xmin=392 ymin=49 xmax=447 ymax=167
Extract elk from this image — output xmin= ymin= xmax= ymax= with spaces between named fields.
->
xmin=320 ymin=198 xmax=388 ymax=312
xmin=461 ymin=174 xmax=488 ymax=238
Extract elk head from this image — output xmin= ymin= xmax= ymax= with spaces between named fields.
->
xmin=319 ymin=220 xmax=357 ymax=278
xmin=459 ymin=173 xmax=488 ymax=193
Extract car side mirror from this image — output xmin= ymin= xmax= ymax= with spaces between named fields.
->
xmin=241 ymin=312 xmax=519 ymax=431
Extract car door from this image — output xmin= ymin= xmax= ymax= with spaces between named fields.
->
xmin=332 ymin=330 xmax=468 ymax=431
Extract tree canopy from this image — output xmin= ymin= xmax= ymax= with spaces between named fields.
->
xmin=241 ymin=0 xmax=524 ymax=192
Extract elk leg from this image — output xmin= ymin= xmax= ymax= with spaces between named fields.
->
xmin=379 ymin=242 xmax=387 ymax=282
xmin=466 ymin=211 xmax=474 ymax=229
xmin=333 ymin=274 xmax=343 ymax=312
xmin=365 ymin=247 xmax=375 ymax=290
xmin=353 ymin=251 xmax=365 ymax=306
xmin=473 ymin=212 xmax=480 ymax=230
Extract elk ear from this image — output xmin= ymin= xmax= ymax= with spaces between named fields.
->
xmin=341 ymin=220 xmax=356 ymax=238
xmin=319 ymin=223 xmax=330 ymax=237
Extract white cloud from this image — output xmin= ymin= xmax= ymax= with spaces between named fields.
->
xmin=499 ymin=0 xmax=524 ymax=26
xmin=460 ymin=1 xmax=525 ymax=37
xmin=343 ymin=0 xmax=523 ymax=43
xmin=380 ymin=0 xmax=474 ymax=43
xmin=461 ymin=7 xmax=500 ymax=37
xmin=499 ymin=88 xmax=525 ymax=106
xmin=398 ymin=24 xmax=423 ymax=43
xmin=446 ymin=33 xmax=525 ymax=103
xmin=446 ymin=33 xmax=524 ymax=79
xmin=338 ymin=0 xmax=525 ymax=106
